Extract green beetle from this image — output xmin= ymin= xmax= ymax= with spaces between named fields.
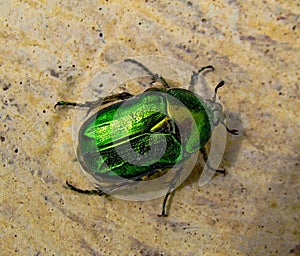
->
xmin=55 ymin=59 xmax=238 ymax=216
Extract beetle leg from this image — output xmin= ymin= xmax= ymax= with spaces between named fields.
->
xmin=66 ymin=181 xmax=104 ymax=196
xmin=221 ymin=120 xmax=239 ymax=135
xmin=125 ymin=58 xmax=170 ymax=89
xmin=101 ymin=92 xmax=134 ymax=104
xmin=200 ymin=147 xmax=226 ymax=176
xmin=55 ymin=92 xmax=134 ymax=110
xmin=158 ymin=191 xmax=171 ymax=217
xmin=157 ymin=174 xmax=179 ymax=217
xmin=55 ymin=92 xmax=133 ymax=108
xmin=54 ymin=101 xmax=93 ymax=108
xmin=189 ymin=65 xmax=215 ymax=89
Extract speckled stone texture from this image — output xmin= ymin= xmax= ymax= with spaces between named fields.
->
xmin=0 ymin=0 xmax=299 ymax=255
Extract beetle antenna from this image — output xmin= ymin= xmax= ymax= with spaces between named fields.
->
xmin=213 ymin=81 xmax=225 ymax=102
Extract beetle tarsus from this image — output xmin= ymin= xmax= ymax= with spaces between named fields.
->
xmin=66 ymin=180 xmax=104 ymax=196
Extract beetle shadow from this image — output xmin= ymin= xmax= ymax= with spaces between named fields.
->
xmin=177 ymin=111 xmax=244 ymax=190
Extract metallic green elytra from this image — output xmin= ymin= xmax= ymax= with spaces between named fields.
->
xmin=55 ymin=59 xmax=238 ymax=217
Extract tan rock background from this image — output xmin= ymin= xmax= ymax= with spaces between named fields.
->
xmin=0 ymin=0 xmax=299 ymax=255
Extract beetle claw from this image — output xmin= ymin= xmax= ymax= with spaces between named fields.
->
xmin=216 ymin=169 xmax=227 ymax=176
xmin=157 ymin=213 xmax=168 ymax=217
xmin=221 ymin=121 xmax=238 ymax=135
xmin=227 ymin=128 xmax=239 ymax=135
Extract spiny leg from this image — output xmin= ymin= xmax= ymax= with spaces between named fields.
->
xmin=95 ymin=92 xmax=134 ymax=105
xmin=189 ymin=65 xmax=215 ymax=88
xmin=200 ymin=147 xmax=226 ymax=176
xmin=66 ymin=181 xmax=104 ymax=196
xmin=131 ymin=167 xmax=175 ymax=217
xmin=157 ymin=173 xmax=179 ymax=217
xmin=124 ymin=58 xmax=170 ymax=89
xmin=54 ymin=92 xmax=134 ymax=109
xmin=158 ymin=191 xmax=171 ymax=217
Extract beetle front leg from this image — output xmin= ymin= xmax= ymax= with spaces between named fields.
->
xmin=125 ymin=58 xmax=170 ymax=89
xmin=200 ymin=147 xmax=226 ymax=176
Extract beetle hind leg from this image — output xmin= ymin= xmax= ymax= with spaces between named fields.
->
xmin=66 ymin=181 xmax=104 ymax=196
xmin=125 ymin=58 xmax=170 ymax=89
xmin=157 ymin=174 xmax=179 ymax=217
xmin=158 ymin=191 xmax=171 ymax=217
